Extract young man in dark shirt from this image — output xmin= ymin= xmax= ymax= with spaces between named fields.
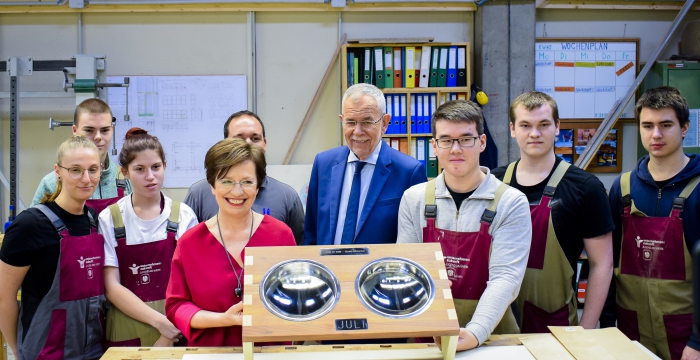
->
xmin=492 ymin=91 xmax=614 ymax=332
xmin=604 ymin=87 xmax=700 ymax=360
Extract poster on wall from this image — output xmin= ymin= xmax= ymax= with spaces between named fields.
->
xmin=683 ymin=109 xmax=699 ymax=148
xmin=106 ymin=75 xmax=247 ymax=188
xmin=535 ymin=38 xmax=639 ymax=120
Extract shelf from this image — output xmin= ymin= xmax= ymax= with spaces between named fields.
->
xmin=381 ymin=87 xmax=470 ymax=94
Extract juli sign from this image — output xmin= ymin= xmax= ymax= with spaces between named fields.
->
xmin=335 ymin=318 xmax=369 ymax=331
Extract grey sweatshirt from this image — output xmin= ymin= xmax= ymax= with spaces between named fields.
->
xmin=397 ymin=168 xmax=531 ymax=345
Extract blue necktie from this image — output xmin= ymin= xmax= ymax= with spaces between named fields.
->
xmin=341 ymin=161 xmax=366 ymax=244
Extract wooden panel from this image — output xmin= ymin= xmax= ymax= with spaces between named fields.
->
xmin=586 ymin=328 xmax=658 ymax=360
xmin=519 ymin=334 xmax=575 ymax=360
xmin=242 ymin=243 xmax=460 ymax=342
xmin=548 ymin=326 xmax=616 ymax=360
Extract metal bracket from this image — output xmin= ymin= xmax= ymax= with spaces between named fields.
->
xmin=7 ymin=56 xmax=33 ymax=76
xmin=49 ymin=118 xmax=73 ymax=131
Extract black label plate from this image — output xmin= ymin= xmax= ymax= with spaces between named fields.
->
xmin=320 ymin=247 xmax=369 ymax=256
xmin=335 ymin=318 xmax=369 ymax=331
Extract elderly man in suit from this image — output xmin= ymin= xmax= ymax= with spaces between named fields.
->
xmin=304 ymin=83 xmax=427 ymax=246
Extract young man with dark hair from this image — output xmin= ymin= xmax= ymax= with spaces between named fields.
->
xmin=184 ymin=110 xmax=305 ymax=245
xmin=605 ymin=87 xmax=700 ymax=360
xmin=491 ymin=91 xmax=614 ymax=333
xmin=398 ymin=100 xmax=531 ymax=351
xmin=31 ymin=98 xmax=132 ymax=212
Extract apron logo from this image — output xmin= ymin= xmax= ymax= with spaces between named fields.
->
xmin=635 ymin=236 xmax=665 ymax=252
xmin=129 ymin=264 xmax=140 ymax=275
xmin=130 ymin=262 xmax=163 ymax=285
xmin=447 ymin=269 xmax=455 ymax=277
xmin=78 ymin=256 xmax=101 ymax=279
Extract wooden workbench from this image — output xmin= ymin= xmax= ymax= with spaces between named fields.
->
xmin=100 ymin=336 xmax=525 ymax=360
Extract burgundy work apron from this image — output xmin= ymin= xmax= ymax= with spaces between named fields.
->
xmin=504 ymin=161 xmax=578 ymax=333
xmin=86 ymin=177 xmax=126 ymax=214
xmin=615 ymin=172 xmax=700 ymax=360
xmin=421 ymin=179 xmax=519 ymax=334
xmin=104 ymin=200 xmax=180 ymax=347
xmin=17 ymin=205 xmax=105 ymax=360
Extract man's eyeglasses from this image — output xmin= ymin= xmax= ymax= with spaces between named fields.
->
xmin=217 ymin=179 xmax=257 ymax=190
xmin=342 ymin=116 xmax=383 ymax=129
xmin=435 ymin=137 xmax=479 ymax=149
xmin=58 ymin=165 xmax=103 ymax=180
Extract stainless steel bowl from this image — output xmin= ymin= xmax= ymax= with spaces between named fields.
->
xmin=355 ymin=257 xmax=435 ymax=318
xmin=259 ymin=259 xmax=340 ymax=322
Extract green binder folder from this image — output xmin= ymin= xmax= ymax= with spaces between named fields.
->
xmin=437 ymin=47 xmax=448 ymax=87
xmin=374 ymin=46 xmax=384 ymax=88
xmin=427 ymin=139 xmax=438 ymax=177
xmin=429 ymin=47 xmax=439 ymax=88
xmin=384 ymin=47 xmax=394 ymax=88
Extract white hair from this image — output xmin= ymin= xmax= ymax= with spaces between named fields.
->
xmin=341 ymin=83 xmax=386 ymax=116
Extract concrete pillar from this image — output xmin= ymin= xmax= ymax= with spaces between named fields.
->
xmin=475 ymin=0 xmax=535 ymax=166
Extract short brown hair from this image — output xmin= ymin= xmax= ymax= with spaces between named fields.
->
xmin=509 ymin=91 xmax=559 ymax=124
xmin=432 ymin=100 xmax=484 ymax=136
xmin=119 ymin=127 xmax=166 ymax=168
xmin=74 ymin=98 xmax=113 ymax=125
xmin=205 ymin=138 xmax=266 ymax=189
xmin=635 ymin=86 xmax=689 ymax=127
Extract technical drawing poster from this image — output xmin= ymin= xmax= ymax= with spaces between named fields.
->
xmin=535 ymin=40 xmax=637 ymax=119
xmin=107 ymin=75 xmax=247 ymax=188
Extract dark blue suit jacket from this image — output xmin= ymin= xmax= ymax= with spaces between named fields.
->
xmin=304 ymin=141 xmax=427 ymax=246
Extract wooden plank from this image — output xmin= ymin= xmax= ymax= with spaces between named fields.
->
xmin=586 ymin=328 xmax=658 ymax=360
xmin=0 ymin=3 xmax=477 ymax=14
xmin=283 ymin=33 xmax=346 ymax=165
xmin=518 ymin=334 xmax=575 ymax=360
xmin=548 ymin=326 xmax=616 ymax=360
xmin=347 ymin=38 xmax=435 ymax=44
xmin=242 ymin=243 xmax=460 ymax=342
xmin=537 ymin=0 xmax=700 ymax=10
xmin=101 ymin=347 xmax=251 ymax=359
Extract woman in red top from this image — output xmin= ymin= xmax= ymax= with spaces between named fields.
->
xmin=165 ymin=138 xmax=296 ymax=346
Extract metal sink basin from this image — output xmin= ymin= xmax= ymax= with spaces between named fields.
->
xmin=260 ymin=259 xmax=340 ymax=322
xmin=355 ymin=257 xmax=435 ymax=318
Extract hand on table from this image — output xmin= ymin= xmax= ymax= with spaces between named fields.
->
xmin=434 ymin=328 xmax=479 ymax=352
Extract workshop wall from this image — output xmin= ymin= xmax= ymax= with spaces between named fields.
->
xmin=0 ymin=11 xmax=471 ymax=208
xmin=535 ymin=9 xmax=700 ymax=188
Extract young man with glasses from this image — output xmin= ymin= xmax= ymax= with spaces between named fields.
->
xmin=491 ymin=91 xmax=614 ymax=333
xmin=397 ymin=100 xmax=531 ymax=351
xmin=304 ymin=83 xmax=427 ymax=247
xmin=31 ymin=98 xmax=132 ymax=212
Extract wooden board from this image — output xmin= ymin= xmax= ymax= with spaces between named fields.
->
xmin=518 ymin=334 xmax=575 ymax=360
xmin=242 ymin=243 xmax=460 ymax=343
xmin=548 ymin=326 xmax=616 ymax=360
xmin=586 ymin=328 xmax=658 ymax=360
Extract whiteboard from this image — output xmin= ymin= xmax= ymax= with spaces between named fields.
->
xmin=106 ymin=75 xmax=247 ymax=188
xmin=535 ymin=40 xmax=638 ymax=119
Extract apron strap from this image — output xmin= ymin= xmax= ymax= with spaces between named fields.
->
xmin=480 ymin=182 xmax=510 ymax=225
xmin=671 ymin=174 xmax=700 ymax=216
xmin=502 ymin=162 xmax=517 ymax=185
xmin=115 ymin=171 xmax=127 ymax=197
xmin=34 ymin=204 xmax=69 ymax=237
xmin=424 ymin=179 xmax=438 ymax=228
xmin=109 ymin=203 xmax=126 ymax=241
xmin=167 ymin=201 xmax=181 ymax=234
xmin=620 ymin=171 xmax=633 ymax=210
xmin=543 ymin=161 xmax=570 ymax=197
